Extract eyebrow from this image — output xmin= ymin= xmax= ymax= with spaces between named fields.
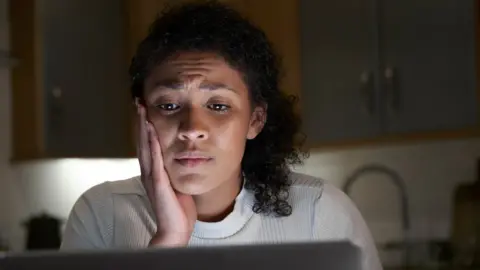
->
xmin=153 ymin=79 xmax=236 ymax=92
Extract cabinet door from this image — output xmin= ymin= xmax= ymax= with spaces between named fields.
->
xmin=381 ymin=0 xmax=478 ymax=134
xmin=300 ymin=0 xmax=382 ymax=144
xmin=42 ymin=0 xmax=131 ymax=157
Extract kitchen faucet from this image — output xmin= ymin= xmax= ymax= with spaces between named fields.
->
xmin=343 ymin=164 xmax=410 ymax=231
xmin=343 ymin=164 xmax=411 ymax=268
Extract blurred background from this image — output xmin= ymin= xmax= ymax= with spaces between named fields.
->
xmin=1 ymin=0 xmax=480 ymax=269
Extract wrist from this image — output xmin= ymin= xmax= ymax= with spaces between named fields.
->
xmin=148 ymin=233 xmax=190 ymax=248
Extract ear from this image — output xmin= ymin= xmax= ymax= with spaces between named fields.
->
xmin=247 ymin=104 xmax=267 ymax=140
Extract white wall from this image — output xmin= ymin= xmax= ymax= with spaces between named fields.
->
xmin=1 ymin=0 xmax=480 ymax=266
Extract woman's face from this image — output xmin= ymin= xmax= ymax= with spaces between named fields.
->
xmin=143 ymin=52 xmax=265 ymax=195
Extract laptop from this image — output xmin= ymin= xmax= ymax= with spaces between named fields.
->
xmin=0 ymin=241 xmax=360 ymax=270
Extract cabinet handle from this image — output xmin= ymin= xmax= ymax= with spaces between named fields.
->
xmin=50 ymin=87 xmax=63 ymax=131
xmin=52 ymin=87 xmax=62 ymax=99
xmin=385 ymin=67 xmax=401 ymax=111
xmin=360 ymin=71 xmax=375 ymax=115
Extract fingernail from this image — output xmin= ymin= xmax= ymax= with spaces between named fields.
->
xmin=146 ymin=125 xmax=152 ymax=143
xmin=146 ymin=123 xmax=151 ymax=138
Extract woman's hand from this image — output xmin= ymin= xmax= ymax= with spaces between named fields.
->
xmin=137 ymin=104 xmax=197 ymax=247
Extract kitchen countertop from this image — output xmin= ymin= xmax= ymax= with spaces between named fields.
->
xmin=385 ymin=267 xmax=478 ymax=270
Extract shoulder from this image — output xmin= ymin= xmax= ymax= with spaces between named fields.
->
xmin=287 ymin=171 xmax=355 ymax=217
xmin=286 ymin=172 xmax=367 ymax=241
xmin=288 ymin=171 xmax=324 ymax=199
xmin=289 ymin=171 xmax=325 ymax=190
xmin=62 ymin=176 xmax=144 ymax=249
xmin=70 ymin=175 xmax=145 ymax=231
xmin=80 ymin=175 xmax=144 ymax=202
xmin=290 ymin=172 xmax=362 ymax=229
xmin=288 ymin=172 xmax=382 ymax=269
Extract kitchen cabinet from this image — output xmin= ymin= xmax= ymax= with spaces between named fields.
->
xmin=10 ymin=0 xmax=133 ymax=160
xmin=381 ymin=0 xmax=477 ymax=134
xmin=300 ymin=0 xmax=381 ymax=143
xmin=300 ymin=0 xmax=479 ymax=147
xmin=11 ymin=0 xmax=478 ymax=156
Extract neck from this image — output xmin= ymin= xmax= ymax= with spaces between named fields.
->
xmin=193 ymin=171 xmax=243 ymax=222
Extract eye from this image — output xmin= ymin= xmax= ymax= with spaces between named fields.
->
xmin=207 ymin=104 xmax=230 ymax=112
xmin=157 ymin=103 xmax=180 ymax=111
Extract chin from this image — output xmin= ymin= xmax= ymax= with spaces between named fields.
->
xmin=169 ymin=173 xmax=216 ymax=195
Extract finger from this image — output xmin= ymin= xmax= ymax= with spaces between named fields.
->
xmin=147 ymin=122 xmax=171 ymax=190
xmin=137 ymin=104 xmax=155 ymax=205
xmin=137 ymin=104 xmax=151 ymax=175
xmin=147 ymin=122 xmax=180 ymax=225
xmin=147 ymin=122 xmax=164 ymax=174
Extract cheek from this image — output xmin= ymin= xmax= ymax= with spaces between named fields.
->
xmin=147 ymin=109 xmax=178 ymax=147
xmin=211 ymin=113 xmax=250 ymax=150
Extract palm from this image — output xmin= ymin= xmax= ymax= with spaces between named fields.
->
xmin=176 ymin=192 xmax=197 ymax=229
xmin=137 ymin=104 xmax=197 ymax=246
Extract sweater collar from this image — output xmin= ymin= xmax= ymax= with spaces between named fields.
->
xmin=191 ymin=184 xmax=255 ymax=239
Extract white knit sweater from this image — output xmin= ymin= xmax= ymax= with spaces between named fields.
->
xmin=61 ymin=172 xmax=382 ymax=269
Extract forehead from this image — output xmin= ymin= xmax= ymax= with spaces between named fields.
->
xmin=146 ymin=52 xmax=243 ymax=83
xmin=163 ymin=51 xmax=227 ymax=67
xmin=142 ymin=51 xmax=250 ymax=100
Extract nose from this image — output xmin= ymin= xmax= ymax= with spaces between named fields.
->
xmin=177 ymin=107 xmax=209 ymax=142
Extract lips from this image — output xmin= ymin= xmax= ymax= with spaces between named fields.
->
xmin=175 ymin=158 xmax=212 ymax=167
xmin=173 ymin=152 xmax=213 ymax=168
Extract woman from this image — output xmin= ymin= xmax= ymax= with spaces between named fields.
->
xmin=61 ymin=2 xmax=382 ymax=269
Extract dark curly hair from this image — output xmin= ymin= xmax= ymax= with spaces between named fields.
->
xmin=129 ymin=0 xmax=307 ymax=217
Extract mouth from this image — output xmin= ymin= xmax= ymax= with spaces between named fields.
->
xmin=174 ymin=152 xmax=213 ymax=168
